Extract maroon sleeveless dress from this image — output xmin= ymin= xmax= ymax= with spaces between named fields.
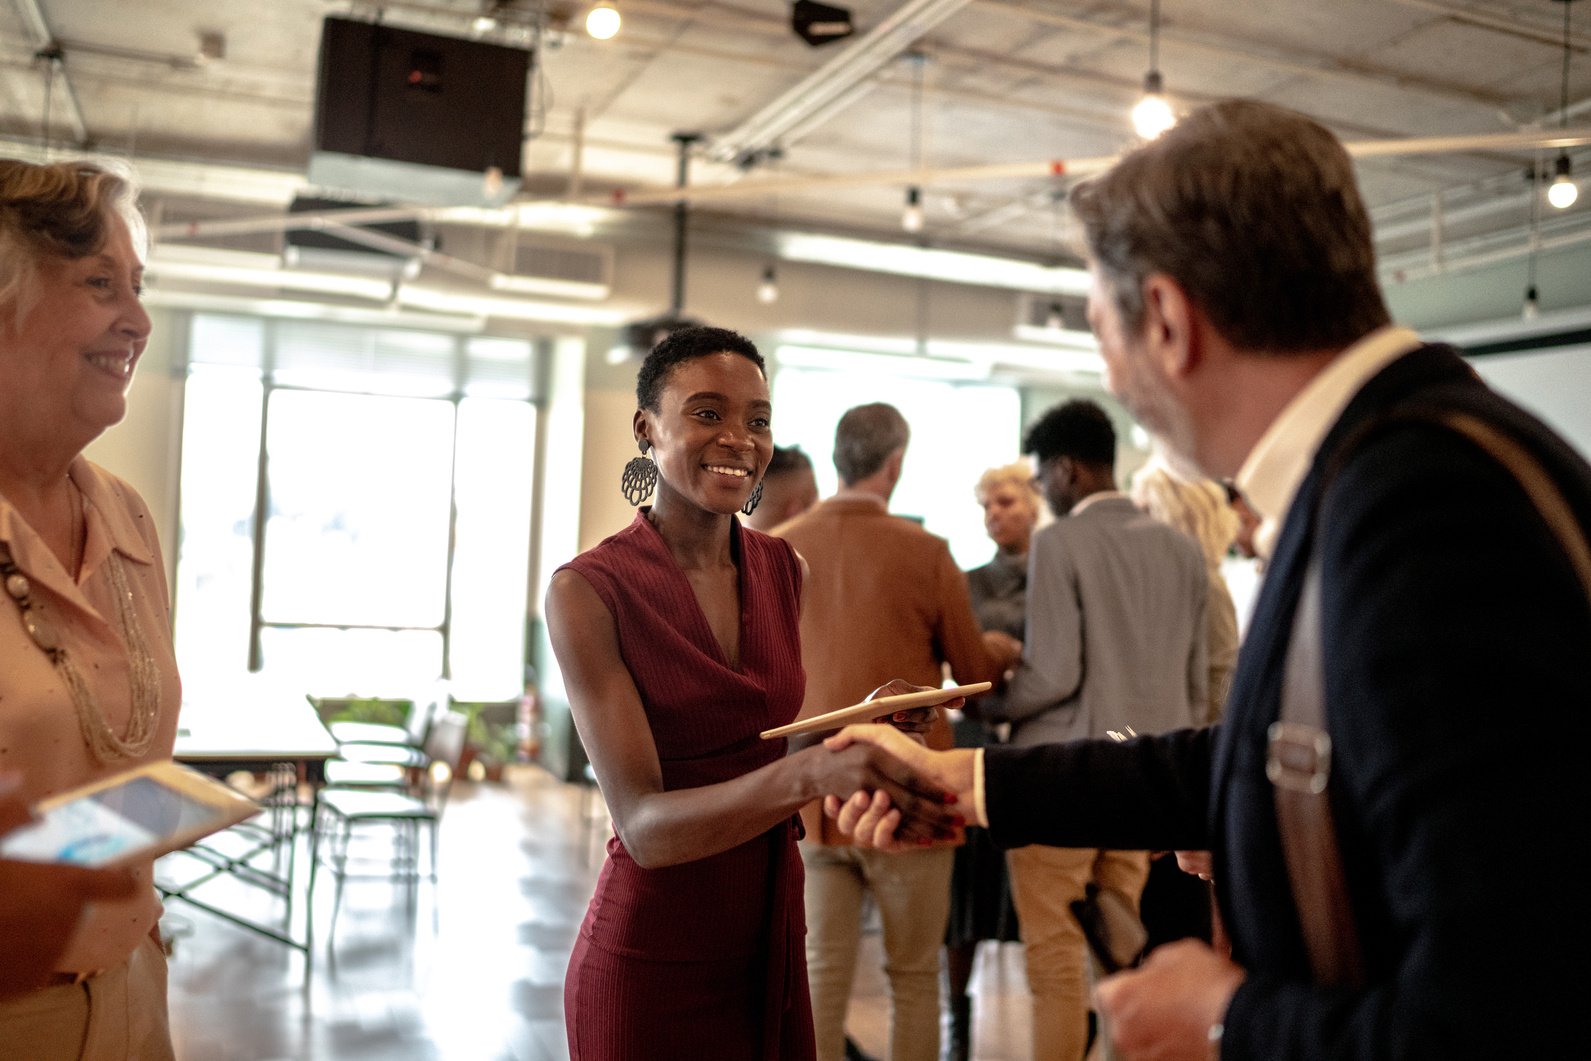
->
xmin=559 ymin=510 xmax=814 ymax=1061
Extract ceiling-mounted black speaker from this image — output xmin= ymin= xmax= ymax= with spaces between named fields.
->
xmin=625 ymin=314 xmax=704 ymax=360
xmin=792 ymin=1 xmax=854 ymax=47
xmin=309 ymin=16 xmax=532 ymax=204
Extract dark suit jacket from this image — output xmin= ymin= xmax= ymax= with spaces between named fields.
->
xmin=984 ymin=344 xmax=1591 ymax=1059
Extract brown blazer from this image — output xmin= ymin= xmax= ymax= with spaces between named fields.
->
xmin=774 ymin=496 xmax=1007 ymax=843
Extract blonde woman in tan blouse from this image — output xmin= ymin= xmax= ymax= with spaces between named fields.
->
xmin=0 ymin=158 xmax=182 ymax=1059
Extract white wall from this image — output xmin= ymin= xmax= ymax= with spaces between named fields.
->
xmin=1470 ymin=345 xmax=1591 ymax=459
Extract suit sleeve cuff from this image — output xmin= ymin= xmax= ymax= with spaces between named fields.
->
xmin=973 ymin=747 xmax=989 ymax=827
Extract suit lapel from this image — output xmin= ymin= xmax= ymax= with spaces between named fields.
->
xmin=1208 ymin=344 xmax=1476 ymax=843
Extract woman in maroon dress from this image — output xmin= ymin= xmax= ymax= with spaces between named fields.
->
xmin=546 ymin=327 xmax=957 ymax=1060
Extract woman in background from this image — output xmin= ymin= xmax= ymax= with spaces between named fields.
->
xmin=1130 ymin=456 xmax=1240 ymax=723
xmin=942 ymin=462 xmax=1038 ymax=1061
xmin=1128 ymin=455 xmax=1241 ymax=954
xmin=0 ymin=158 xmax=182 ymax=1058
xmin=545 ymin=326 xmax=956 ymax=1060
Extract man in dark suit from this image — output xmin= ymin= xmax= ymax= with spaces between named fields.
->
xmin=823 ymin=99 xmax=1590 ymax=1060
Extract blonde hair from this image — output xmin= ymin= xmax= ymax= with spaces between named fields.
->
xmin=1131 ymin=457 xmax=1238 ymax=572
xmin=974 ymin=461 xmax=1041 ymax=514
xmin=0 ymin=158 xmax=145 ymax=327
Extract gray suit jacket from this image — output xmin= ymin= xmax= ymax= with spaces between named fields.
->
xmin=992 ymin=494 xmax=1208 ymax=747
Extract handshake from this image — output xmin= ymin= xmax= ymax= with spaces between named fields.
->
xmin=810 ymin=681 xmax=983 ymax=850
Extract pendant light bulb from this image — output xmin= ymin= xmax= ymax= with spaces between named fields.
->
xmin=1132 ymin=71 xmax=1175 ymax=140
xmin=757 ymin=264 xmax=779 ymax=304
xmin=586 ymin=1 xmax=621 ymax=40
xmin=1522 ymin=283 xmax=1541 ymax=320
xmin=1548 ymin=154 xmax=1578 ymax=210
xmin=902 ymin=186 xmax=925 ymax=233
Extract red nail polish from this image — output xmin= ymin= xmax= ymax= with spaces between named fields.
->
xmin=943 ymin=792 xmax=958 ymax=805
xmin=951 ymin=814 xmax=966 ymax=828
xmin=917 ymin=837 xmax=931 ymax=847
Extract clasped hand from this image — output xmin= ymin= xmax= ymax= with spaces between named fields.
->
xmin=809 ymin=681 xmax=981 ymax=849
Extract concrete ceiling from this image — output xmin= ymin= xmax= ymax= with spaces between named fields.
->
xmin=5 ymin=0 xmax=1591 ymax=282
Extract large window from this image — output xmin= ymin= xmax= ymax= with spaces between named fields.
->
xmin=771 ymin=356 xmax=1022 ymax=569
xmin=174 ymin=314 xmax=539 ymax=700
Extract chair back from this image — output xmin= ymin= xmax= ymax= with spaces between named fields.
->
xmin=420 ymin=710 xmax=470 ymax=811
xmin=406 ymin=681 xmax=452 ymax=745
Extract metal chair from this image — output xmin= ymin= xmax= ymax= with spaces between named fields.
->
xmin=315 ymin=683 xmax=450 ymax=770
xmin=312 ymin=709 xmax=469 ymax=937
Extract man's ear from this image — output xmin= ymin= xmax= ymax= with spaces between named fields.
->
xmin=1141 ymin=274 xmax=1199 ymax=380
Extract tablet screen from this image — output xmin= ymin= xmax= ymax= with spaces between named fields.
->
xmin=0 ymin=776 xmax=234 ymax=867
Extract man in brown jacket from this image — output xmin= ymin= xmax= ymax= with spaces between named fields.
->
xmin=775 ymin=402 xmax=1018 ymax=1061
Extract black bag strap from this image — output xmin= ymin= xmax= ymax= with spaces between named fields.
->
xmin=1274 ymin=409 xmax=1591 ymax=988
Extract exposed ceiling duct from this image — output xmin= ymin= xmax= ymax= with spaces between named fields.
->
xmin=707 ymin=0 xmax=972 ymax=168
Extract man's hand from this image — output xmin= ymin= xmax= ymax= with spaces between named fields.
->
xmin=1094 ymin=939 xmax=1245 ymax=1061
xmin=1174 ymin=850 xmax=1213 ymax=880
xmin=822 ymin=724 xmax=977 ymax=850
xmin=982 ymin=630 xmax=1022 ymax=671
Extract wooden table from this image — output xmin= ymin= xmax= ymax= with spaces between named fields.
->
xmin=166 ymin=688 xmax=339 ymax=957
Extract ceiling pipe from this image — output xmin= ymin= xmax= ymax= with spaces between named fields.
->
xmin=974 ymin=0 xmax=1524 ymax=113
xmin=669 ymin=131 xmax=700 ymax=316
xmin=591 ymin=128 xmax=1591 ymax=208
xmin=315 ymin=221 xmax=498 ymax=285
xmin=154 ymin=127 xmax=1591 ymax=243
xmin=15 ymin=0 xmax=89 ymax=145
xmin=1380 ymin=211 xmax=1591 ymax=281
xmin=1374 ymin=182 xmax=1540 ymax=245
xmin=709 ymin=0 xmax=972 ymax=166
xmin=1387 ymin=0 xmax=1591 ymax=50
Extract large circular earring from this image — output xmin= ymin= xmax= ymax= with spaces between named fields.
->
xmin=621 ymin=444 xmax=659 ymax=505
xmin=741 ymin=481 xmax=764 ymax=516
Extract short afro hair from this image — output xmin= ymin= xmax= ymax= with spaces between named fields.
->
xmin=636 ymin=325 xmax=765 ymax=411
xmin=1022 ymin=399 xmax=1116 ymax=467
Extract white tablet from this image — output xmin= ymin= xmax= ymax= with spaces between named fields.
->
xmin=0 ymin=761 xmax=261 ymax=869
xmin=759 ymin=681 xmax=992 ymax=740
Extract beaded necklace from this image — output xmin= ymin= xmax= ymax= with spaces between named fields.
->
xmin=0 ymin=484 xmax=161 ymax=764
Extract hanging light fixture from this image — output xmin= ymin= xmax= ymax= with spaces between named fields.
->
xmin=586 ymin=1 xmax=622 ymax=40
xmin=1525 ymin=158 xmax=1544 ymax=318
xmin=902 ymin=51 xmax=927 ymax=233
xmin=1132 ymin=0 xmax=1176 ymax=140
xmin=901 ymin=186 xmax=925 ymax=233
xmin=1548 ymin=154 xmax=1578 ymax=208
xmin=757 ymin=264 xmax=780 ymax=304
xmin=1548 ymin=0 xmax=1579 ymax=209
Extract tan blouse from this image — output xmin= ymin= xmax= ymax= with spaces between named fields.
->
xmin=0 ymin=456 xmax=182 ymax=974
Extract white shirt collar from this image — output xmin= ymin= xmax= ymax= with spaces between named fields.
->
xmin=1070 ymin=489 xmax=1126 ymax=516
xmin=1235 ymin=325 xmax=1423 ymax=561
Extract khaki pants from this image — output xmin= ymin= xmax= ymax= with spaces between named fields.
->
xmin=0 ymin=934 xmax=174 ymax=1061
xmin=1007 ymin=845 xmax=1149 ymax=1061
xmin=802 ymin=842 xmax=954 ymax=1061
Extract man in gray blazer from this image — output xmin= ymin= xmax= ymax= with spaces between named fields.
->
xmin=988 ymin=398 xmax=1207 ymax=1061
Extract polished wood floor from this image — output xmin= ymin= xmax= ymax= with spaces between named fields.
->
xmin=161 ymin=766 xmax=1034 ymax=1061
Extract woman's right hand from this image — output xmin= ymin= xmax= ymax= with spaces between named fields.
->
xmin=0 ymin=779 xmax=139 ymax=1000
xmin=803 ymin=734 xmax=963 ymax=845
